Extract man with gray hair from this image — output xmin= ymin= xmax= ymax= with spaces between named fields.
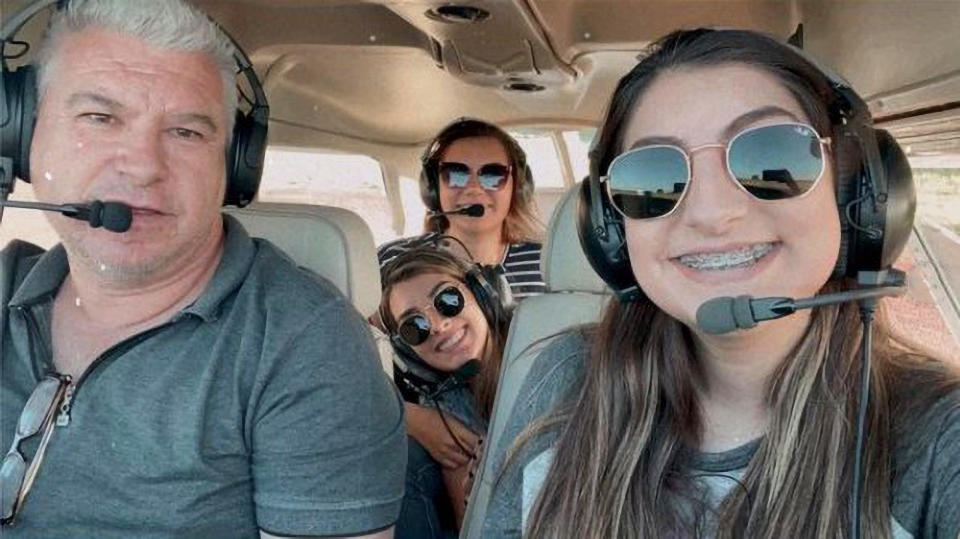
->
xmin=0 ymin=1 xmax=404 ymax=537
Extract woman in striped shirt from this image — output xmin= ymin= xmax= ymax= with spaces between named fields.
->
xmin=378 ymin=118 xmax=546 ymax=300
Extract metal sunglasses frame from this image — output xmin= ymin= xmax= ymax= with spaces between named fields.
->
xmin=1 ymin=374 xmax=70 ymax=525
xmin=602 ymin=122 xmax=832 ymax=220
xmin=397 ymin=285 xmax=467 ymax=347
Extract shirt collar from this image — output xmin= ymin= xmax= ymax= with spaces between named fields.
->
xmin=8 ymin=243 xmax=69 ymax=307
xmin=8 ymin=214 xmax=256 ymax=323
xmin=181 ymin=214 xmax=255 ymax=321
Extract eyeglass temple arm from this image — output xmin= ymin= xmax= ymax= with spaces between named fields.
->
xmin=15 ymin=383 xmax=67 ymax=517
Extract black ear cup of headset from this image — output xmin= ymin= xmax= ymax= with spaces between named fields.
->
xmin=390 ymin=333 xmax=446 ymax=390
xmin=0 ymin=0 xmax=269 ymax=207
xmin=0 ymin=65 xmax=37 ymax=185
xmin=829 ymin=84 xmax=915 ymax=278
xmin=419 ymin=118 xmax=534 ymax=213
xmin=466 ymin=263 xmax=514 ymax=331
xmin=576 ymin=177 xmax=641 ymax=302
xmin=576 ymin=39 xmax=916 ymax=302
xmin=224 ymin=92 xmax=269 ymax=207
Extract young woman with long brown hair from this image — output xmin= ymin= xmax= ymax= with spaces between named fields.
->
xmin=482 ymin=29 xmax=959 ymax=538
xmin=380 ymin=248 xmax=512 ymax=538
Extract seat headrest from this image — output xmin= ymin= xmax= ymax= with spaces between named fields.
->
xmin=542 ymin=183 xmax=609 ymax=294
xmin=224 ymin=203 xmax=381 ymax=315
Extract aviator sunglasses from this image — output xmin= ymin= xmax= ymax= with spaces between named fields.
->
xmin=397 ymin=285 xmax=466 ymax=347
xmin=604 ymin=122 xmax=831 ymax=220
xmin=1 ymin=374 xmax=70 ymax=525
xmin=439 ymin=161 xmax=511 ymax=191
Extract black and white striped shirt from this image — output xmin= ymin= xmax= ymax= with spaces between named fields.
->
xmin=377 ymin=234 xmax=547 ymax=301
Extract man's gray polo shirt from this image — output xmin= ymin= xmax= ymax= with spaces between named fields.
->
xmin=1 ymin=215 xmax=406 ymax=538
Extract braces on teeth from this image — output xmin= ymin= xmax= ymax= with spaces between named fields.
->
xmin=680 ymin=243 xmax=773 ymax=270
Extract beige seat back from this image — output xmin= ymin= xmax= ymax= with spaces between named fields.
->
xmin=461 ymin=183 xmax=610 ymax=538
xmin=225 ymin=202 xmax=381 ymax=317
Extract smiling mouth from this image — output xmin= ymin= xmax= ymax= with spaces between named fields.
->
xmin=677 ymin=242 xmax=776 ymax=270
xmin=436 ymin=327 xmax=467 ymax=352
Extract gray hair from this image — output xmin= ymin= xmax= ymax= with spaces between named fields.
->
xmin=36 ymin=0 xmax=239 ymax=140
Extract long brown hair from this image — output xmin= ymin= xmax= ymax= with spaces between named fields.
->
xmin=420 ymin=119 xmax=543 ymax=244
xmin=380 ymin=248 xmax=511 ymax=418
xmin=518 ymin=29 xmax=960 ymax=538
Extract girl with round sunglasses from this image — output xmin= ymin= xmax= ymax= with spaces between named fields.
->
xmin=380 ymin=248 xmax=512 ymax=539
xmin=378 ymin=119 xmax=546 ymax=301
xmin=483 ymin=29 xmax=960 ymax=538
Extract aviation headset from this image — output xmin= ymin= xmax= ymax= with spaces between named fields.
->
xmin=0 ymin=0 xmax=269 ymax=207
xmin=419 ymin=117 xmax=534 ymax=213
xmin=577 ymin=29 xmax=916 ymax=302
xmin=379 ymin=247 xmax=513 ymax=395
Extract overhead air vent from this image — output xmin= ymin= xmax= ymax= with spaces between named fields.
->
xmin=425 ymin=5 xmax=490 ymax=24
xmin=503 ymin=81 xmax=545 ymax=92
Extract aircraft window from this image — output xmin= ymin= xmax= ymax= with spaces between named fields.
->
xmin=258 ymin=148 xmax=396 ymax=245
xmin=562 ymin=129 xmax=597 ymax=181
xmin=891 ymin=161 xmax=960 ymax=360
xmin=509 ymin=130 xmax=566 ymax=189
xmin=0 ymin=184 xmax=58 ymax=249
xmin=399 ymin=173 xmax=429 ymax=237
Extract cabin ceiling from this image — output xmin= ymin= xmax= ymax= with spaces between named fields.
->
xmin=3 ymin=0 xmax=960 ymax=160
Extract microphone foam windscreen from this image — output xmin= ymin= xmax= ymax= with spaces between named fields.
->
xmin=696 ymin=297 xmax=740 ymax=335
xmin=100 ymin=202 xmax=133 ymax=233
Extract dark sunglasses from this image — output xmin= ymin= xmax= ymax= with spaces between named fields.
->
xmin=397 ymin=286 xmax=466 ymax=347
xmin=604 ymin=123 xmax=831 ymax=220
xmin=1 ymin=374 xmax=70 ymax=525
xmin=438 ymin=161 xmax=511 ymax=191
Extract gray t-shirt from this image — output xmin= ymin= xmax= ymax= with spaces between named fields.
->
xmin=0 ymin=216 xmax=406 ymax=538
xmin=482 ymin=333 xmax=960 ymax=538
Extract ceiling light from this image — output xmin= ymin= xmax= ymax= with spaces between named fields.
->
xmin=503 ymin=81 xmax=545 ymax=92
xmin=425 ymin=5 xmax=490 ymax=24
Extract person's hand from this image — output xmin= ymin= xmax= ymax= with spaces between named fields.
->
xmin=405 ymin=403 xmax=479 ymax=469
xmin=442 ymin=442 xmax=483 ymax=529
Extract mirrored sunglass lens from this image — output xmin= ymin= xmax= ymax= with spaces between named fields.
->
xmin=1 ymin=453 xmax=27 ymax=519
xmin=728 ymin=124 xmax=824 ymax=200
xmin=440 ymin=163 xmax=471 ymax=188
xmin=399 ymin=315 xmax=431 ymax=346
xmin=17 ymin=378 xmax=61 ymax=437
xmin=608 ymin=147 xmax=689 ymax=219
xmin=477 ymin=165 xmax=509 ymax=190
xmin=434 ymin=287 xmax=465 ymax=317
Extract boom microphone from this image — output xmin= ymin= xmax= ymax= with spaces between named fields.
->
xmin=454 ymin=358 xmax=481 ymax=379
xmin=696 ymin=283 xmax=906 ymax=335
xmin=430 ymin=359 xmax=481 ymax=398
xmin=693 ymin=270 xmax=905 ymax=539
xmin=429 ymin=204 xmax=485 ymax=218
xmin=0 ymin=199 xmax=133 ymax=233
